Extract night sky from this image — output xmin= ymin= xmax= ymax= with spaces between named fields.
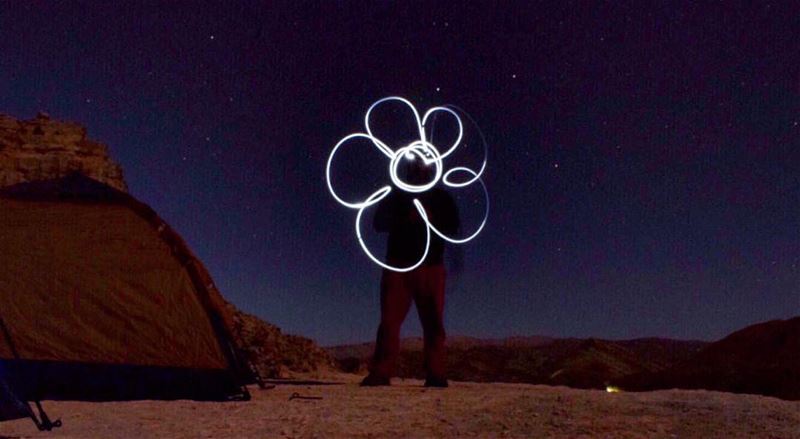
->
xmin=1 ymin=2 xmax=798 ymax=346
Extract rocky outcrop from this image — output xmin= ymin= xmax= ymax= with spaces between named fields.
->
xmin=225 ymin=305 xmax=336 ymax=380
xmin=0 ymin=112 xmax=127 ymax=191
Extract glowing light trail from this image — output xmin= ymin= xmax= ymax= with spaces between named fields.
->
xmin=326 ymin=96 xmax=489 ymax=272
xmin=427 ymin=168 xmax=489 ymax=244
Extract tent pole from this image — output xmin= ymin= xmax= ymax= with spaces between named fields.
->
xmin=0 ymin=314 xmax=61 ymax=431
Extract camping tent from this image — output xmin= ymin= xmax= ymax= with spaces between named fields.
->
xmin=0 ymin=174 xmax=251 ymax=428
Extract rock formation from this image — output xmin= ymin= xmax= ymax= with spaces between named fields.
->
xmin=225 ymin=305 xmax=336 ymax=380
xmin=0 ymin=112 xmax=127 ymax=192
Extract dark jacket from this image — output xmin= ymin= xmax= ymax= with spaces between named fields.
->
xmin=373 ymin=188 xmax=459 ymax=266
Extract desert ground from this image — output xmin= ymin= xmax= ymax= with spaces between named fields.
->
xmin=1 ymin=374 xmax=799 ymax=439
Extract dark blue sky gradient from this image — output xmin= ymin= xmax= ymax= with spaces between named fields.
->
xmin=1 ymin=1 xmax=798 ymax=345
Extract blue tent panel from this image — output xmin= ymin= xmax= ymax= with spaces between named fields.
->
xmin=0 ymin=363 xmax=31 ymax=422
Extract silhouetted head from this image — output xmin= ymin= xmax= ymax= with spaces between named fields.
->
xmin=390 ymin=143 xmax=441 ymax=192
xmin=405 ymin=153 xmax=435 ymax=185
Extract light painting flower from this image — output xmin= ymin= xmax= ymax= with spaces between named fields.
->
xmin=326 ymin=96 xmax=489 ymax=272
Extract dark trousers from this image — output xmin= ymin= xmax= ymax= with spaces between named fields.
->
xmin=369 ymin=264 xmax=447 ymax=380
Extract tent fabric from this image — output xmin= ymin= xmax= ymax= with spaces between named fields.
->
xmin=0 ymin=174 xmax=250 ymax=401
xmin=1 ymin=359 xmax=241 ymax=401
xmin=0 ymin=362 xmax=30 ymax=422
xmin=0 ymin=199 xmax=227 ymax=368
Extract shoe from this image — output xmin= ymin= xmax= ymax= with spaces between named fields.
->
xmin=360 ymin=374 xmax=390 ymax=387
xmin=424 ymin=376 xmax=449 ymax=388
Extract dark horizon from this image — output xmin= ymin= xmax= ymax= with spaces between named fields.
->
xmin=321 ymin=332 xmax=718 ymax=349
xmin=2 ymin=2 xmax=798 ymax=346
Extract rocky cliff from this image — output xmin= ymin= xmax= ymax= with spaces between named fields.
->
xmin=0 ymin=112 xmax=127 ymax=192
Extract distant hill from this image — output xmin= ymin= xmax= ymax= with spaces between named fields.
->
xmin=330 ymin=316 xmax=800 ymax=401
xmin=327 ymin=336 xmax=707 ymax=389
xmin=617 ymin=317 xmax=800 ymax=400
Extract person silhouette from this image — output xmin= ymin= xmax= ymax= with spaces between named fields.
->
xmin=361 ymin=154 xmax=460 ymax=387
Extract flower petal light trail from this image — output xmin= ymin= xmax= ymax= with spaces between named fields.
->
xmin=326 ymin=96 xmax=489 ymax=272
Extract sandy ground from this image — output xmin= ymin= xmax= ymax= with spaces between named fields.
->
xmin=2 ymin=374 xmax=799 ymax=438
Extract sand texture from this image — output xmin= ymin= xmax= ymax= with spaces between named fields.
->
xmin=2 ymin=374 xmax=799 ymax=438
